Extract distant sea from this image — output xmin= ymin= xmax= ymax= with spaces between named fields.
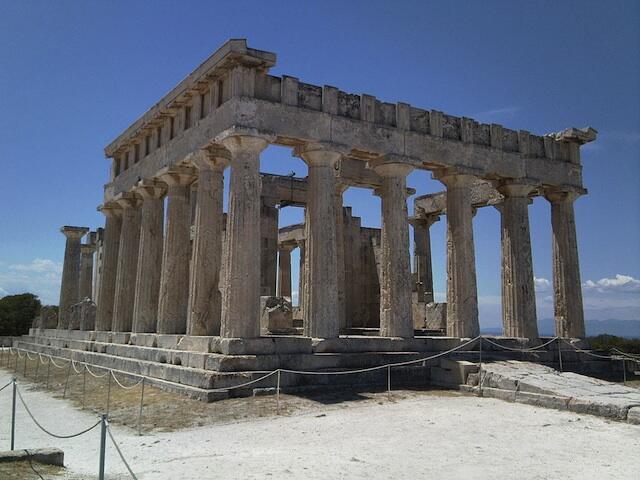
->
xmin=481 ymin=319 xmax=640 ymax=339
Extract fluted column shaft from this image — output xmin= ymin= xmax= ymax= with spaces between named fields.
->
xmin=157 ymin=168 xmax=195 ymax=334
xmin=547 ymin=190 xmax=585 ymax=338
xmin=499 ymin=184 xmax=538 ymax=339
xmin=79 ymin=243 xmax=96 ymax=302
xmin=439 ymin=173 xmax=479 ymax=338
xmin=95 ymin=207 xmax=122 ymax=331
xmin=411 ymin=216 xmax=438 ymax=304
xmin=335 ymin=184 xmax=347 ymax=331
xmin=132 ymin=181 xmax=166 ymax=333
xmin=112 ymin=197 xmax=142 ymax=332
xmin=374 ymin=163 xmax=414 ymax=338
xmin=260 ymin=196 xmax=279 ymax=296
xmin=299 ymin=144 xmax=342 ymax=339
xmin=58 ymin=226 xmax=89 ymax=328
xmin=297 ymin=239 xmax=306 ymax=311
xmin=220 ymin=135 xmax=269 ymax=338
xmin=277 ymin=245 xmax=294 ymax=298
xmin=187 ymin=150 xmax=229 ymax=336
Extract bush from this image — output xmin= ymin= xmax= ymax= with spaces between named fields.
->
xmin=0 ymin=293 xmax=42 ymax=336
xmin=588 ymin=334 xmax=640 ymax=355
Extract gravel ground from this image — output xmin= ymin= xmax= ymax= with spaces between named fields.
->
xmin=0 ymin=362 xmax=639 ymax=479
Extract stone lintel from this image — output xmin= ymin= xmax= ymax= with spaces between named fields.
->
xmin=550 ymin=127 xmax=597 ymax=145
xmin=214 ymin=126 xmax=275 ymax=147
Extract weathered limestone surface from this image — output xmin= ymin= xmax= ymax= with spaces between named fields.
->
xmin=157 ymin=167 xmax=195 ymax=334
xmin=335 ymin=185 xmax=347 ymax=331
xmin=438 ymin=173 xmax=479 ymax=338
xmin=78 ymin=298 xmax=97 ymax=331
xmin=547 ymin=190 xmax=585 ymax=338
xmin=260 ymin=296 xmax=294 ymax=334
xmin=39 ymin=306 xmax=59 ymax=329
xmin=132 ymin=180 xmax=166 ymax=333
xmin=112 ymin=196 xmax=142 ymax=332
xmin=298 ymin=144 xmax=342 ymax=339
xmin=187 ymin=149 xmax=229 ymax=336
xmin=79 ymin=240 xmax=96 ymax=301
xmin=410 ymin=216 xmax=438 ymax=304
xmin=277 ymin=243 xmax=294 ymax=298
xmin=95 ymin=205 xmax=122 ymax=331
xmin=260 ymin=195 xmax=279 ymax=296
xmin=498 ymin=183 xmax=538 ymax=339
xmin=57 ymin=226 xmax=89 ymax=329
xmin=219 ymin=132 xmax=270 ymax=338
xmin=373 ymin=161 xmax=414 ymax=338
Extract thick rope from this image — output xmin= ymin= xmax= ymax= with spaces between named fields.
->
xmin=481 ymin=336 xmax=559 ymax=352
xmin=110 ymin=370 xmax=144 ymax=390
xmin=16 ymin=386 xmax=101 ymax=439
xmin=85 ymin=364 xmax=109 ymax=378
xmin=0 ymin=380 xmax=12 ymax=393
xmin=106 ymin=422 xmax=139 ymax=479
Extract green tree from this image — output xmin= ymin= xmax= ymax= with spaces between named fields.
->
xmin=0 ymin=293 xmax=42 ymax=336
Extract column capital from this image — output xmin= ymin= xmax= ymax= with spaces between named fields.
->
xmin=186 ymin=148 xmax=232 ymax=172
xmin=544 ymin=186 xmax=586 ymax=204
xmin=80 ymin=243 xmax=96 ymax=255
xmin=294 ymin=142 xmax=349 ymax=167
xmin=432 ymin=167 xmax=482 ymax=188
xmin=98 ymin=202 xmax=123 ymax=218
xmin=278 ymin=241 xmax=297 ymax=253
xmin=156 ymin=165 xmax=196 ymax=187
xmin=368 ymin=155 xmax=415 ymax=178
xmin=60 ymin=226 xmax=89 ymax=240
xmin=497 ymin=179 xmax=539 ymax=198
xmin=113 ymin=192 xmax=141 ymax=210
xmin=409 ymin=214 xmax=440 ymax=229
xmin=134 ymin=179 xmax=166 ymax=199
xmin=215 ymin=127 xmax=273 ymax=155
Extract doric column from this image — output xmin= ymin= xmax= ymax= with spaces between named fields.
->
xmin=187 ymin=148 xmax=230 ymax=336
xmin=58 ymin=226 xmax=89 ymax=328
xmin=95 ymin=205 xmax=122 ymax=331
xmin=277 ymin=243 xmax=295 ymax=299
xmin=498 ymin=183 xmax=538 ymax=339
xmin=79 ymin=237 xmax=96 ymax=301
xmin=297 ymin=239 xmax=306 ymax=312
xmin=335 ymin=183 xmax=348 ymax=331
xmin=132 ymin=179 xmax=166 ymax=333
xmin=218 ymin=131 xmax=271 ymax=338
xmin=260 ymin=195 xmax=279 ymax=296
xmin=436 ymin=172 xmax=479 ymax=338
xmin=112 ymin=195 xmax=142 ymax=332
xmin=372 ymin=160 xmax=414 ymax=338
xmin=157 ymin=167 xmax=196 ymax=334
xmin=296 ymin=143 xmax=344 ymax=339
xmin=545 ymin=189 xmax=585 ymax=338
xmin=410 ymin=215 xmax=439 ymax=304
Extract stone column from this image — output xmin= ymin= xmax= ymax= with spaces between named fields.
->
xmin=95 ymin=205 xmax=122 ymax=331
xmin=187 ymin=148 xmax=230 ymax=336
xmin=498 ymin=183 xmax=538 ymax=339
xmin=277 ymin=244 xmax=294 ymax=299
xmin=297 ymin=239 xmax=306 ymax=311
xmin=373 ymin=162 xmax=414 ymax=338
xmin=58 ymin=226 xmax=89 ymax=328
xmin=79 ymin=240 xmax=96 ymax=301
xmin=437 ymin=172 xmax=479 ymax=338
xmin=335 ymin=183 xmax=348 ymax=331
xmin=219 ymin=132 xmax=270 ymax=338
xmin=112 ymin=195 xmax=142 ymax=332
xmin=297 ymin=143 xmax=344 ymax=339
xmin=157 ymin=167 xmax=196 ymax=334
xmin=132 ymin=180 xmax=166 ymax=333
xmin=260 ymin=196 xmax=279 ymax=296
xmin=546 ymin=189 xmax=585 ymax=338
xmin=410 ymin=215 xmax=439 ymax=304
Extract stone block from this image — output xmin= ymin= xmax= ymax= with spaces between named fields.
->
xmin=515 ymin=391 xmax=570 ymax=410
xmin=627 ymin=406 xmax=640 ymax=425
xmin=425 ymin=302 xmax=447 ymax=330
xmin=177 ymin=335 xmax=213 ymax=353
xmin=130 ymin=333 xmax=158 ymax=347
xmin=567 ymin=397 xmax=630 ymax=420
xmin=156 ymin=334 xmax=183 ymax=350
xmin=0 ymin=447 xmax=64 ymax=466
xmin=95 ymin=332 xmax=112 ymax=343
xmin=259 ymin=297 xmax=293 ymax=335
xmin=214 ymin=337 xmax=312 ymax=355
xmin=111 ymin=332 xmax=131 ymax=345
xmin=480 ymin=386 xmax=517 ymax=402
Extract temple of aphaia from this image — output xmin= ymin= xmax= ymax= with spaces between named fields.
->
xmin=22 ymin=40 xmax=601 ymax=400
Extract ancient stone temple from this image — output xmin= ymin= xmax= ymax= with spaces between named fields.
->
xmin=23 ymin=40 xmax=598 ymax=400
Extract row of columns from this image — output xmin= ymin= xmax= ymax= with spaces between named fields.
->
xmin=61 ymin=135 xmax=585 ymax=340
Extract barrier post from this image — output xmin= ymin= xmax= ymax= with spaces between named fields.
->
xmin=11 ymin=377 xmax=16 ymax=450
xmin=98 ymin=414 xmax=107 ymax=480
xmin=387 ymin=365 xmax=391 ymax=400
xmin=137 ymin=378 xmax=145 ymax=435
xmin=14 ymin=352 xmax=18 ymax=373
xmin=622 ymin=358 xmax=627 ymax=385
xmin=106 ymin=374 xmax=112 ymax=418
xmin=82 ymin=365 xmax=87 ymax=409
xmin=23 ymin=355 xmax=27 ymax=377
xmin=276 ymin=370 xmax=281 ymax=415
xmin=557 ymin=338 xmax=564 ymax=372
xmin=34 ymin=356 xmax=40 ymax=381
xmin=45 ymin=357 xmax=51 ymax=389
xmin=63 ymin=361 xmax=72 ymax=398
xmin=478 ymin=337 xmax=483 ymax=396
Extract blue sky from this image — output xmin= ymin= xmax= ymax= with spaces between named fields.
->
xmin=0 ymin=1 xmax=638 ymax=327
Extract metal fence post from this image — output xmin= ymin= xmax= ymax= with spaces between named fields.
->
xmin=276 ymin=370 xmax=281 ymax=415
xmin=82 ymin=365 xmax=87 ymax=409
xmin=557 ymin=338 xmax=564 ymax=372
xmin=11 ymin=378 xmax=17 ymax=450
xmin=23 ymin=355 xmax=27 ymax=377
xmin=34 ymin=356 xmax=40 ymax=381
xmin=478 ymin=336 xmax=483 ymax=396
xmin=45 ymin=357 xmax=51 ymax=389
xmin=63 ymin=361 xmax=72 ymax=398
xmin=622 ymin=358 xmax=627 ymax=385
xmin=98 ymin=414 xmax=107 ymax=480
xmin=106 ymin=374 xmax=112 ymax=418
xmin=137 ymin=378 xmax=145 ymax=435
xmin=387 ymin=365 xmax=391 ymax=400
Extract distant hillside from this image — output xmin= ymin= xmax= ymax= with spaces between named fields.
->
xmin=481 ymin=319 xmax=640 ymax=339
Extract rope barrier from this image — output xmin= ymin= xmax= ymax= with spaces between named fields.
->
xmin=106 ymin=421 xmax=139 ymax=479
xmin=481 ymin=336 xmax=559 ymax=352
xmin=72 ymin=359 xmax=86 ymax=375
xmin=611 ymin=348 xmax=640 ymax=361
xmin=85 ymin=364 xmax=109 ymax=378
xmin=110 ymin=370 xmax=144 ymax=390
xmin=16 ymin=386 xmax=101 ymax=439
xmin=0 ymin=380 xmax=12 ymax=393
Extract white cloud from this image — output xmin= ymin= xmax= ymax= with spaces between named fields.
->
xmin=534 ymin=277 xmax=551 ymax=291
xmin=0 ymin=258 xmax=62 ymax=305
xmin=582 ymin=274 xmax=640 ymax=294
xmin=474 ymin=106 xmax=520 ymax=119
xmin=9 ymin=258 xmax=62 ymax=274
